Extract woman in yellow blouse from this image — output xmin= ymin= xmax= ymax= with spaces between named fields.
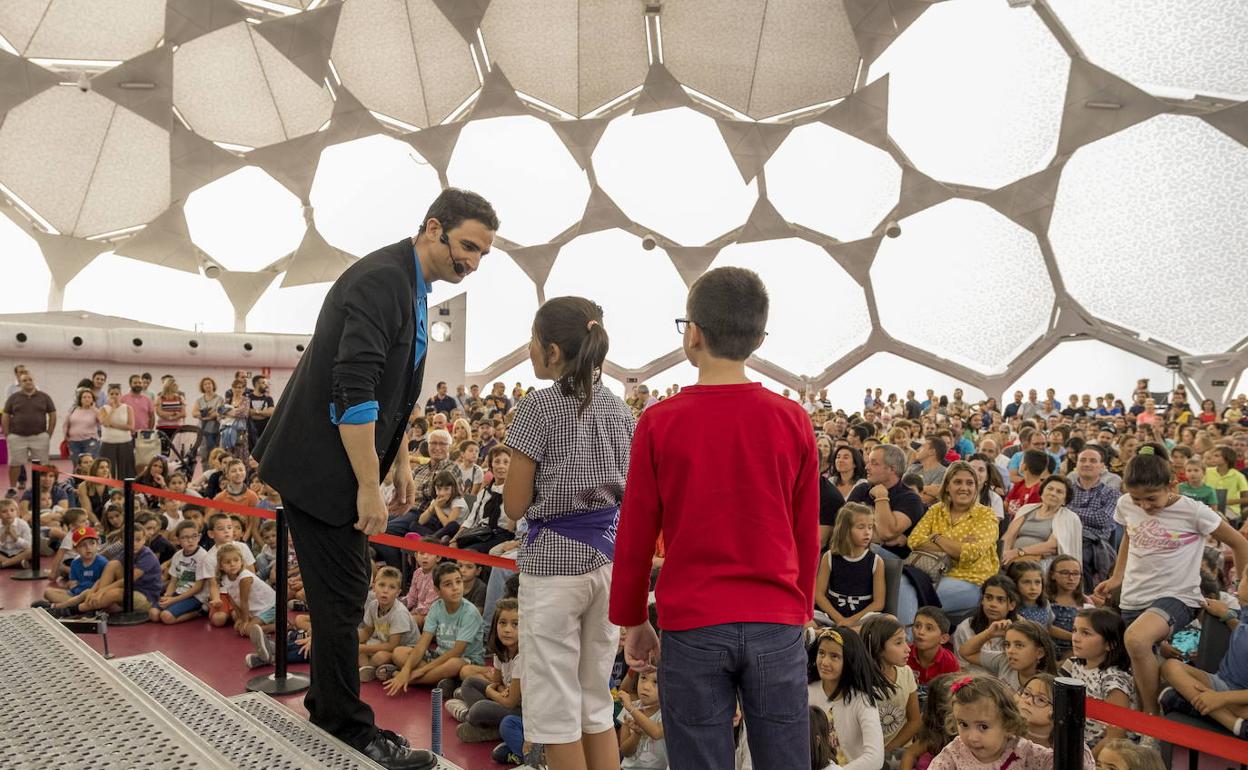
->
xmin=896 ymin=461 xmax=1000 ymax=629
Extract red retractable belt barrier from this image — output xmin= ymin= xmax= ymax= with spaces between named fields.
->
xmin=35 ymin=465 xmax=517 ymax=571
xmin=1086 ymin=697 xmax=1248 ymax=765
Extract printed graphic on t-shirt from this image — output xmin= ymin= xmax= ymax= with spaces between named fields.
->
xmin=1129 ymin=518 xmax=1201 ymax=551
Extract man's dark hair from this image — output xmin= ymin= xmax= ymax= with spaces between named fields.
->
xmin=141 ymin=372 xmax=152 ymax=380
xmin=928 ymin=436 xmax=948 ymax=461
xmin=419 ymin=188 xmax=499 ymax=235
xmin=436 ymin=381 xmax=447 ymax=389
xmin=686 ymin=266 xmax=768 ymax=361
xmin=252 ymin=374 xmax=263 ymax=387
xmin=92 ymin=369 xmax=106 ymax=378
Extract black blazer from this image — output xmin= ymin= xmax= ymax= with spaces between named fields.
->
xmin=254 ymin=238 xmax=426 ymax=525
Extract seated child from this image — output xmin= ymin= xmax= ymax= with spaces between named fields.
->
xmin=1179 ymin=458 xmax=1219 ymax=508
xmin=446 ymin=597 xmax=523 ymax=744
xmin=38 ymin=526 xmax=108 ymax=616
xmin=952 ymin=575 xmax=1020 ymax=674
xmin=216 ymin=543 xmax=276 ymax=639
xmin=1017 ymin=674 xmax=1056 ymax=748
xmin=152 ymin=520 xmax=212 ymax=625
xmin=458 ymin=559 xmax=487 ymax=614
xmin=254 ymin=520 xmax=278 ymax=583
xmin=1160 ymin=563 xmax=1248 ymax=738
xmin=380 ymin=562 xmax=485 ymax=694
xmin=76 ymin=527 xmax=164 ymax=615
xmin=357 ymin=566 xmax=416 ymax=680
xmin=900 ymin=673 xmax=955 ymax=770
xmin=620 ymin=670 xmax=666 ymax=769
xmin=136 ymin=512 xmax=176 ymax=563
xmin=402 ymin=550 xmax=440 ymax=629
xmin=0 ymin=499 xmax=32 ymax=568
xmin=204 ymin=513 xmax=256 ymax=627
xmin=51 ymin=508 xmax=87 ymax=579
xmin=908 ymin=606 xmax=960 ymax=690
xmin=927 ymin=675 xmax=1093 ymax=769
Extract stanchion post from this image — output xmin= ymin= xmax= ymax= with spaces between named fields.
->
xmin=431 ymin=687 xmax=443 ymax=756
xmin=11 ymin=462 xmax=49 ymax=580
xmin=110 ymin=477 xmax=149 ymax=625
xmin=248 ymin=505 xmax=309 ymax=695
xmin=1054 ymin=676 xmax=1086 ymax=770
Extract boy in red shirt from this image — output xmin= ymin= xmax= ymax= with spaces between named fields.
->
xmin=610 ymin=266 xmax=819 ymax=770
xmin=907 ymin=606 xmax=959 ymax=686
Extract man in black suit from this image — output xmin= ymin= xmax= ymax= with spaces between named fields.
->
xmin=254 ymin=188 xmax=498 ymax=769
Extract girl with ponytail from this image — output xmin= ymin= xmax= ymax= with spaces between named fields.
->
xmin=501 ymin=296 xmax=635 ymax=769
xmin=1094 ymin=441 xmax=1248 ymax=716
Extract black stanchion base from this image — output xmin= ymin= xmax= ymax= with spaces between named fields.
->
xmin=247 ymin=671 xmax=310 ymax=695
xmin=10 ymin=568 xmax=51 ymax=581
xmin=108 ymin=610 xmax=151 ymax=626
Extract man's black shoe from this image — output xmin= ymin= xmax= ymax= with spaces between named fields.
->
xmin=378 ymin=728 xmax=410 ymax=748
xmin=358 ymin=732 xmax=436 ymax=770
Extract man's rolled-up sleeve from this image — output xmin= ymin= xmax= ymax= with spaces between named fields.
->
xmin=330 ymin=270 xmax=406 ymax=425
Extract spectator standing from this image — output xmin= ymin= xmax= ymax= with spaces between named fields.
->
xmin=3 ymin=371 xmax=56 ymax=494
xmin=98 ymin=385 xmax=136 ymax=479
xmin=155 ymin=377 xmax=187 ymax=443
xmin=426 ymin=382 xmax=457 ymax=416
xmin=247 ymin=376 xmax=275 ymax=443
xmin=120 ymin=374 xmax=154 ymax=433
xmin=195 ymin=378 xmax=224 ymax=461
xmin=63 ymin=389 xmax=101 ymax=467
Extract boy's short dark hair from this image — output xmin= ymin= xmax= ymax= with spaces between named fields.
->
xmin=208 ymin=513 xmax=231 ymax=530
xmin=174 ymin=520 xmax=200 ymax=537
xmin=686 ymin=266 xmax=768 ymax=361
xmin=1021 ymin=449 xmax=1049 ymax=476
xmin=915 ymin=605 xmax=951 ymax=634
xmin=135 ymin=512 xmax=160 ymax=526
xmin=433 ymin=561 xmax=461 ymax=588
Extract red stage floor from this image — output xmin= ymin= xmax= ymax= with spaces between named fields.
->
xmin=0 ymin=564 xmax=497 ymax=769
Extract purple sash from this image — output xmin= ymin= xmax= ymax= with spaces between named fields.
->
xmin=527 ymin=505 xmax=619 ymax=561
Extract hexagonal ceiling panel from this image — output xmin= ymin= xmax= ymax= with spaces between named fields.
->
xmin=1003 ymin=340 xmax=1175 ymax=405
xmin=1049 ymin=0 xmax=1248 ymax=100
xmin=709 ymin=238 xmax=872 ymax=377
xmin=173 ymin=21 xmax=333 ymax=148
xmin=330 ymin=0 xmax=479 ymax=129
xmin=184 ymin=165 xmax=306 ymax=272
xmin=544 ymin=229 xmax=687 ymax=369
xmin=480 ymin=0 xmax=648 ymax=117
xmin=869 ymin=0 xmax=1069 ymax=189
xmin=594 ymin=108 xmax=757 ymax=245
xmin=447 ymin=115 xmax=590 ymax=246
xmin=0 ymin=86 xmax=168 ymax=237
xmin=825 ymin=352 xmax=986 ymax=413
xmin=64 ymin=252 xmax=233 ymax=332
xmin=1050 ymin=115 xmax=1248 ymax=353
xmin=0 ymin=0 xmax=164 ymax=61
xmin=309 ymin=133 xmax=443 ymax=257
xmin=765 ymin=122 xmax=902 ymax=242
xmin=872 ymin=199 xmax=1053 ymax=374
xmin=660 ymin=0 xmax=859 ymax=119
xmin=428 ymin=246 xmax=540 ymax=372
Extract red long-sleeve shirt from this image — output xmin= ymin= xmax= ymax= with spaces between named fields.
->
xmin=609 ymin=383 xmax=820 ymax=631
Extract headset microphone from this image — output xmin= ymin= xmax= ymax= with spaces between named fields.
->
xmin=441 ymin=233 xmax=466 ymax=276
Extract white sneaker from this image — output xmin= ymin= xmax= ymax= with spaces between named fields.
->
xmin=444 ymin=698 xmax=469 ymax=722
xmin=359 ymin=665 xmax=376 ymax=683
xmin=249 ymin=624 xmax=275 ymax=664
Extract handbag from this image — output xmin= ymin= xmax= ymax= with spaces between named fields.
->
xmin=134 ymin=430 xmax=162 ymax=467
xmin=905 ymin=549 xmax=951 ymax=586
xmin=453 ymin=523 xmax=496 ymax=548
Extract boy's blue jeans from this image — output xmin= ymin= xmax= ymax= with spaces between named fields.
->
xmin=499 ymin=715 xmax=524 ymax=757
xmin=658 ymin=622 xmax=809 ymax=770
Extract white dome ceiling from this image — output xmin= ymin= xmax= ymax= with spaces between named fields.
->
xmin=0 ymin=0 xmax=1244 ymax=400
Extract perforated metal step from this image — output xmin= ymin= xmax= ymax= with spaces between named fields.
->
xmin=112 ymin=651 xmax=329 ymax=770
xmin=229 ymin=693 xmax=386 ymax=770
xmin=0 ymin=609 xmax=231 ymax=770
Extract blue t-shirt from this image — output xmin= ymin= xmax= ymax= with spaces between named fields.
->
xmin=132 ymin=547 xmax=164 ymax=603
xmin=1218 ymin=624 xmax=1248 ymax=690
xmin=68 ymin=554 xmax=109 ymax=596
xmin=424 ymin=597 xmax=485 ymax=665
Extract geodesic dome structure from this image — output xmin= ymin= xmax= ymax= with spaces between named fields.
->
xmin=0 ymin=0 xmax=1246 ymax=403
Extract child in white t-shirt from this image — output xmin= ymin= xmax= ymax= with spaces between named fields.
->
xmin=358 ymin=566 xmax=416 ymax=681
xmin=205 ymin=513 xmax=257 ymax=627
xmin=216 ymin=543 xmax=276 ymax=640
xmin=1094 ymin=443 xmax=1248 ymax=715
xmin=153 ymin=520 xmax=213 ymax=625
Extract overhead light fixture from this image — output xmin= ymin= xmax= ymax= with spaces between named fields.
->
xmin=1006 ymin=0 xmax=1035 ymax=6
xmin=430 ymin=321 xmax=452 ymax=343
xmin=1084 ymin=101 xmax=1122 ymax=110
xmin=204 ymin=264 xmax=222 ymax=279
xmin=118 ymin=81 xmax=156 ymax=90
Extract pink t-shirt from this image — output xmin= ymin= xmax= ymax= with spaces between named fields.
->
xmin=65 ymin=407 xmax=100 ymax=441
xmin=120 ymin=393 xmax=154 ymax=431
xmin=403 ymin=567 xmax=438 ymax=615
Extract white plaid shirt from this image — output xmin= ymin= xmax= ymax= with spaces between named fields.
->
xmin=505 ymin=382 xmax=635 ymax=576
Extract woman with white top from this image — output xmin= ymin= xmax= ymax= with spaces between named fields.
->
xmin=98 ymin=384 xmax=136 ymax=479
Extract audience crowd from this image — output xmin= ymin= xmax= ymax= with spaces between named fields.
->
xmin=5 ymin=358 xmax=1248 ymax=769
